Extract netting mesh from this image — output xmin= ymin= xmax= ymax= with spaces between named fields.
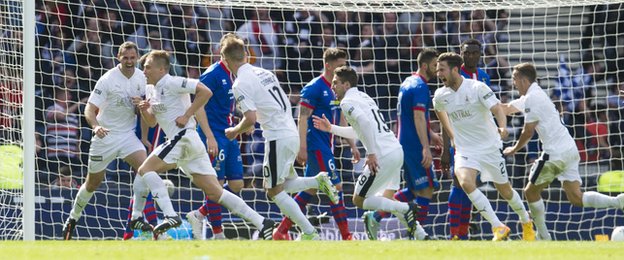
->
xmin=1 ymin=0 xmax=623 ymax=240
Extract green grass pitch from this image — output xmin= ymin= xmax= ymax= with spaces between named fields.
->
xmin=1 ymin=241 xmax=622 ymax=259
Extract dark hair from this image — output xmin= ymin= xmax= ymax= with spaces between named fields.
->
xmin=323 ymin=48 xmax=348 ymax=64
xmin=461 ymin=38 xmax=482 ymax=50
xmin=513 ymin=62 xmax=537 ymax=83
xmin=437 ymin=52 xmax=463 ymax=71
xmin=417 ymin=48 xmax=438 ymax=67
xmin=334 ymin=65 xmax=358 ymax=88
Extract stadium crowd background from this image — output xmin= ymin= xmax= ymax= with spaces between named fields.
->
xmin=1 ymin=0 xmax=622 ymax=190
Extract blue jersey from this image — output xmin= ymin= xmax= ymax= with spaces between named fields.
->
xmin=398 ymin=74 xmax=430 ymax=151
xmin=198 ymin=61 xmax=235 ymax=139
xmin=300 ymin=75 xmax=340 ymax=152
xmin=460 ymin=65 xmax=490 ymax=86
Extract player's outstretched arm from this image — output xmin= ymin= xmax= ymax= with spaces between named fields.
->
xmin=176 ymin=83 xmax=212 ymax=128
xmin=225 ymin=110 xmax=256 ymax=140
xmin=312 ymin=114 xmax=357 ymax=139
xmin=503 ymin=121 xmax=537 ymax=156
xmin=501 ymin=103 xmax=521 ymax=116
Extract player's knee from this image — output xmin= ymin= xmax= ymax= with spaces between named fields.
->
xmin=352 ymin=196 xmax=364 ymax=208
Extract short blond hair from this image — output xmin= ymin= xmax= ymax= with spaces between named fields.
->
xmin=220 ymin=34 xmax=246 ymax=63
xmin=146 ymin=50 xmax=170 ymax=70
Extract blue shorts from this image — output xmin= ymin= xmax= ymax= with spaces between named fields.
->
xmin=212 ymin=136 xmax=243 ymax=181
xmin=403 ymin=150 xmax=439 ymax=191
xmin=305 ymin=149 xmax=341 ymax=185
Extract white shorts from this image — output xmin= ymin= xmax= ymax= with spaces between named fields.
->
xmin=263 ymin=136 xmax=298 ymax=189
xmin=529 ymin=150 xmax=581 ymax=186
xmin=151 ymin=129 xmax=216 ymax=178
xmin=354 ymin=148 xmax=403 ymax=198
xmin=455 ymin=150 xmax=509 ymax=184
xmin=88 ymin=131 xmax=145 ymax=173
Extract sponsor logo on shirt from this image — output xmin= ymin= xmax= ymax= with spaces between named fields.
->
xmin=181 ymin=79 xmax=188 ymax=88
xmin=323 ymin=90 xmax=329 ymax=97
xmin=90 ymin=155 xmax=103 ymax=162
xmin=347 ymin=107 xmax=354 ymax=115
xmin=449 ymin=109 xmax=472 ymax=121
xmin=222 ymin=79 xmax=228 ymax=85
xmin=94 ymin=89 xmax=102 ymax=95
xmin=525 ymin=108 xmax=530 ymax=113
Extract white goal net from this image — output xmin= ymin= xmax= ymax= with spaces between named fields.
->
xmin=1 ymin=0 xmax=623 ymax=240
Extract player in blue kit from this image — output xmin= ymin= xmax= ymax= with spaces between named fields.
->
xmin=185 ymin=36 xmax=246 ymax=240
xmin=363 ymin=49 xmax=440 ymax=240
xmin=273 ymin=48 xmax=360 ymax=240
xmin=446 ymin=38 xmax=491 ymax=240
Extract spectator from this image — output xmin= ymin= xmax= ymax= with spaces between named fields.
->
xmin=45 ymin=88 xmax=82 ymax=178
xmin=50 ymin=166 xmax=78 ymax=189
xmin=236 ymin=8 xmax=283 ymax=71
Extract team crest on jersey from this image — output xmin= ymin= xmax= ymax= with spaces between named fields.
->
xmin=222 ymin=79 xmax=228 ymax=85
xmin=525 ymin=108 xmax=531 ymax=113
xmin=237 ymin=95 xmax=245 ymax=102
xmin=347 ymin=107 xmax=355 ymax=115
xmin=323 ymin=90 xmax=329 ymax=96
xmin=483 ymin=92 xmax=494 ymax=99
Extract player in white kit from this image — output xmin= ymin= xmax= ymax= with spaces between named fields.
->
xmin=132 ymin=50 xmax=275 ymax=238
xmin=312 ymin=66 xmax=421 ymax=239
xmin=432 ymin=52 xmax=534 ymax=241
xmin=61 ymin=42 xmax=156 ymax=239
xmin=503 ymin=63 xmax=624 ymax=240
xmin=219 ymin=34 xmax=339 ymax=240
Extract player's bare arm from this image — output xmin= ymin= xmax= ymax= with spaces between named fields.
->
xmin=414 ymin=110 xmax=433 ymax=168
xmin=503 ymin=121 xmax=538 ymax=156
xmin=435 ymin=110 xmax=453 ymax=174
xmin=297 ymin=105 xmax=314 ymax=165
xmin=196 ymin=107 xmax=218 ymax=157
xmin=176 ymin=82 xmax=212 ymax=128
xmin=490 ymin=103 xmax=509 ymax=139
xmin=501 ymin=103 xmax=521 ymax=115
xmin=133 ymin=97 xmax=157 ymax=127
xmin=225 ymin=110 xmax=256 ymax=140
xmin=340 ymin=112 xmax=361 ymax=163
xmin=139 ymin=116 xmax=152 ymax=150
xmin=85 ymin=102 xmax=109 ymax=138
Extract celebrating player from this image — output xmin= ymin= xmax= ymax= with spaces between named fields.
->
xmin=433 ymin=52 xmax=534 ymax=241
xmin=132 ymin=50 xmax=275 ymax=239
xmin=62 ymin=42 xmax=157 ymax=240
xmin=220 ymin=34 xmax=339 ymax=240
xmin=273 ymin=48 xmax=359 ymax=240
xmin=312 ymin=66 xmax=420 ymax=240
xmin=446 ymin=38 xmax=493 ymax=240
xmin=503 ymin=63 xmax=624 ymax=240
xmin=363 ymin=48 xmax=440 ymax=240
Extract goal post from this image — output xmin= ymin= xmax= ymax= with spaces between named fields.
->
xmin=2 ymin=0 xmax=624 ymax=241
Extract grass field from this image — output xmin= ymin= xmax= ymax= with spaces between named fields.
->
xmin=1 ymin=240 xmax=623 ymax=259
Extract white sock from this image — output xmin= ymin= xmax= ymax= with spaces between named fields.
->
xmin=272 ymin=191 xmax=315 ymax=234
xmin=69 ymin=185 xmax=94 ymax=220
xmin=218 ymin=190 xmax=264 ymax=229
xmin=362 ymin=196 xmax=409 ymax=213
xmin=528 ymin=199 xmax=551 ymax=240
xmin=131 ymin=175 xmax=150 ymax=220
xmin=142 ymin=171 xmax=177 ymax=217
xmin=467 ymin=190 xmax=504 ymax=228
xmin=507 ymin=189 xmax=531 ymax=223
xmin=582 ymin=191 xmax=620 ymax=208
xmin=283 ymin=177 xmax=318 ymax=193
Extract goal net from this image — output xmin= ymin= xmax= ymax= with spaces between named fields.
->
xmin=2 ymin=0 xmax=623 ymax=240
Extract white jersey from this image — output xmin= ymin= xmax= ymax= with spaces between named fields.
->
xmin=87 ymin=66 xmax=146 ymax=133
xmin=146 ymin=74 xmax=200 ymax=138
xmin=509 ymin=83 xmax=577 ymax=154
xmin=232 ymin=63 xmax=297 ymax=141
xmin=433 ymin=78 xmax=502 ymax=155
xmin=340 ymin=88 xmax=402 ymax=157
